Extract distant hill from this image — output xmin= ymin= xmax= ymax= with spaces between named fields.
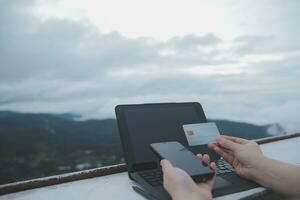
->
xmin=0 ymin=111 xmax=284 ymax=185
xmin=209 ymin=119 xmax=285 ymax=139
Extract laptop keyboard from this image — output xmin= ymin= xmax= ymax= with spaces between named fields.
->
xmin=138 ymin=169 xmax=163 ymax=186
xmin=138 ymin=158 xmax=234 ymax=186
xmin=216 ymin=158 xmax=235 ymax=175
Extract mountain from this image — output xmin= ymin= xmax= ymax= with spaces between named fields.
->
xmin=209 ymin=119 xmax=284 ymax=139
xmin=0 ymin=111 xmax=284 ymax=185
xmin=0 ymin=111 xmax=122 ymax=185
xmin=264 ymin=123 xmax=286 ymax=136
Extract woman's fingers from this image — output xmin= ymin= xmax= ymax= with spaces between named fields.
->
xmin=209 ymin=143 xmax=233 ymax=154
xmin=197 ymin=153 xmax=210 ymax=165
xmin=212 ymin=145 xmax=234 ymax=165
xmin=197 ymin=153 xmax=203 ymax=160
xmin=203 ymin=154 xmax=210 ymax=164
xmin=222 ymin=135 xmax=248 ymax=144
xmin=210 ymin=162 xmax=218 ymax=172
xmin=216 ymin=137 xmax=244 ymax=154
xmin=197 ymin=153 xmax=218 ymax=172
xmin=160 ymin=159 xmax=173 ymax=172
xmin=209 ymin=143 xmax=236 ymax=166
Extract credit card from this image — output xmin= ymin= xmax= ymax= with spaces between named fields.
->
xmin=182 ymin=122 xmax=220 ymax=146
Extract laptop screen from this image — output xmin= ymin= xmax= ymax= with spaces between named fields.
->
xmin=121 ymin=103 xmax=219 ymax=169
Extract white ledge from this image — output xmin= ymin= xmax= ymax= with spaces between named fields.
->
xmin=1 ymin=136 xmax=300 ymax=200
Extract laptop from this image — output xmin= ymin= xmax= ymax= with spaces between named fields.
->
xmin=115 ymin=102 xmax=259 ymax=199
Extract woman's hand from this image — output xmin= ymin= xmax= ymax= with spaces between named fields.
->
xmin=209 ymin=135 xmax=264 ymax=180
xmin=209 ymin=135 xmax=300 ymax=197
xmin=195 ymin=154 xmax=217 ymax=197
xmin=160 ymin=154 xmax=217 ymax=200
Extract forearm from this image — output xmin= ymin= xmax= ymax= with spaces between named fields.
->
xmin=171 ymin=188 xmax=210 ymax=200
xmin=172 ymin=192 xmax=201 ymax=200
xmin=250 ymin=156 xmax=300 ymax=197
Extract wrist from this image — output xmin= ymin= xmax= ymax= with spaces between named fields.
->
xmin=247 ymin=155 xmax=269 ymax=184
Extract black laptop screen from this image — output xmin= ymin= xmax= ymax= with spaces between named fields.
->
xmin=122 ymin=104 xmax=215 ymax=168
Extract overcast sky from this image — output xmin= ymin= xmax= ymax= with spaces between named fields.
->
xmin=0 ymin=0 xmax=300 ymax=132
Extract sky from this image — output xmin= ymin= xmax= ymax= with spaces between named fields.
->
xmin=0 ymin=0 xmax=300 ymax=132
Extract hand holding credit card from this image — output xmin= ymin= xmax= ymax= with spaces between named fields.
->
xmin=182 ymin=122 xmax=221 ymax=146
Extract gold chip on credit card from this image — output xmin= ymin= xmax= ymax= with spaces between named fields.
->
xmin=186 ymin=130 xmax=194 ymax=136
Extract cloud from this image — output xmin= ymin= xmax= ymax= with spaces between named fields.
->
xmin=232 ymin=35 xmax=300 ymax=56
xmin=0 ymin=0 xmax=300 ymax=132
xmin=166 ymin=34 xmax=221 ymax=50
xmin=0 ymin=0 xmax=225 ymax=82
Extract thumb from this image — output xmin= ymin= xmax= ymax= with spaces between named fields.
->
xmin=216 ymin=137 xmax=242 ymax=152
xmin=160 ymin=159 xmax=173 ymax=172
